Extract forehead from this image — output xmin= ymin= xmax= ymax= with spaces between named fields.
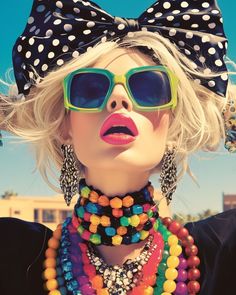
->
xmin=92 ymin=47 xmax=156 ymax=75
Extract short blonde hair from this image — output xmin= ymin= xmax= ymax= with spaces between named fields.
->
xmin=0 ymin=31 xmax=232 ymax=192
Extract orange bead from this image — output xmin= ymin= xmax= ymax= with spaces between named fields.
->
xmin=97 ymin=288 xmax=109 ymax=295
xmin=139 ymin=213 xmax=149 ymax=225
xmin=100 ymin=216 xmax=111 ymax=227
xmin=147 ymin=185 xmax=154 ymax=197
xmin=89 ymin=224 xmax=98 ymax=233
xmin=112 ymin=208 xmax=123 ymax=218
xmin=91 ymin=275 xmax=103 ymax=289
xmin=43 ymin=268 xmax=57 ymax=280
xmin=45 ymin=279 xmax=58 ymax=291
xmin=53 ymin=228 xmax=62 ymax=240
xmin=80 ymin=198 xmax=85 ymax=206
xmin=110 ymin=197 xmax=122 ymax=209
xmin=122 ymin=195 xmax=134 ymax=207
xmin=48 ymin=237 xmax=60 ymax=250
xmin=56 ymin=224 xmax=62 ymax=230
xmin=89 ymin=191 xmax=99 ymax=203
xmin=44 ymin=258 xmax=57 ymax=268
xmin=117 ymin=226 xmax=127 ymax=235
xmin=136 ymin=224 xmax=144 ymax=231
xmin=45 ymin=248 xmax=57 ymax=258
xmin=98 ymin=195 xmax=110 ymax=206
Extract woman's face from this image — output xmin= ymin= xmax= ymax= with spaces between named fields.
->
xmin=66 ymin=48 xmax=171 ymax=174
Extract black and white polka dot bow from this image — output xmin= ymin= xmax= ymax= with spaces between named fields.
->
xmin=13 ymin=0 xmax=228 ymax=98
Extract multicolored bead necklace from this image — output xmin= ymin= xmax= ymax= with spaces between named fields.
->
xmin=43 ymin=179 xmax=201 ymax=295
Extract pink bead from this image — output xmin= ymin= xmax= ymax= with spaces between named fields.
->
xmin=81 ymin=230 xmax=91 ymax=241
xmin=77 ymin=275 xmax=89 ymax=285
xmin=84 ymin=212 xmax=91 ymax=222
xmin=143 ymin=204 xmax=151 ymax=212
xmin=72 ymin=215 xmax=79 ymax=227
xmin=80 ymin=283 xmax=96 ymax=295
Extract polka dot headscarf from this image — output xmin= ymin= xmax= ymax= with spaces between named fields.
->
xmin=12 ymin=0 xmax=228 ymax=99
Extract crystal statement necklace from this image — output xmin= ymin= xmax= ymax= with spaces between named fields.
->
xmin=43 ymin=179 xmax=201 ymax=295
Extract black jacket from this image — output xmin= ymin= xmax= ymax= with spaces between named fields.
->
xmin=0 ymin=209 xmax=236 ymax=295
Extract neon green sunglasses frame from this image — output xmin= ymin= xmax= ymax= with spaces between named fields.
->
xmin=63 ymin=65 xmax=178 ymax=112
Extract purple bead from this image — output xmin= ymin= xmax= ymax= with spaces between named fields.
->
xmin=80 ymin=283 xmax=95 ymax=295
xmin=77 ymin=275 xmax=89 ymax=285
xmin=177 ymin=269 xmax=188 ymax=282
xmin=178 ymin=257 xmax=188 ymax=269
xmin=71 ymin=254 xmax=82 ymax=264
xmin=174 ymin=282 xmax=188 ymax=295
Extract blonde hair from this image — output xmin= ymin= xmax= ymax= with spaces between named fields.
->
xmin=0 ymin=31 xmax=232 ymax=192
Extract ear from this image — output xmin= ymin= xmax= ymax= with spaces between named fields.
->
xmin=60 ymin=111 xmax=73 ymax=144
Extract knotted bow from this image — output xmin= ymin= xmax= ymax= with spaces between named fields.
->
xmin=13 ymin=0 xmax=228 ymax=97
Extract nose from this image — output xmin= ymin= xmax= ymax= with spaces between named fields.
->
xmin=106 ymin=84 xmax=133 ymax=113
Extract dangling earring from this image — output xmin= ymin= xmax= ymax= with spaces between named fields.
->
xmin=60 ymin=144 xmax=79 ymax=206
xmin=160 ymin=146 xmax=177 ymax=205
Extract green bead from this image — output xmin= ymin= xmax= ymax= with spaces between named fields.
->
xmin=147 ymin=209 xmax=153 ymax=218
xmin=158 ymin=262 xmax=167 ymax=273
xmin=76 ymin=206 xmax=85 ymax=218
xmin=90 ymin=234 xmax=101 ymax=245
xmin=77 ymin=225 xmax=84 ymax=235
xmin=162 ymin=250 xmax=169 ymax=262
xmin=81 ymin=186 xmax=91 ymax=198
xmin=154 ymin=220 xmax=159 ymax=231
xmin=120 ymin=216 xmax=130 ymax=226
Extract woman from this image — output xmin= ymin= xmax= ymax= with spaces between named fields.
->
xmin=0 ymin=0 xmax=236 ymax=294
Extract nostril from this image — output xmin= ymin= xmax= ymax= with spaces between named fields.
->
xmin=123 ymin=101 xmax=129 ymax=108
xmin=111 ymin=101 xmax=116 ymax=108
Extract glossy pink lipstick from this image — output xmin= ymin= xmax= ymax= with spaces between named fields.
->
xmin=100 ymin=113 xmax=139 ymax=145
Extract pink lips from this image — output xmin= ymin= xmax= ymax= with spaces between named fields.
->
xmin=100 ymin=113 xmax=139 ymax=145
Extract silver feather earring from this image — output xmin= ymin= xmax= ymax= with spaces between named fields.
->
xmin=160 ymin=146 xmax=177 ymax=205
xmin=60 ymin=144 xmax=79 ymax=206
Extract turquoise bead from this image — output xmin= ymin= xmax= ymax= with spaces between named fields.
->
xmin=85 ymin=202 xmax=100 ymax=214
xmin=59 ymin=286 xmax=67 ymax=295
xmin=158 ymin=262 xmax=167 ymax=273
xmin=76 ymin=206 xmax=85 ymax=218
xmin=131 ymin=232 xmax=141 ymax=243
xmin=132 ymin=204 xmax=143 ymax=214
xmin=105 ymin=227 xmax=116 ymax=236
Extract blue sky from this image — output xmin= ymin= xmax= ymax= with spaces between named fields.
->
xmin=0 ymin=0 xmax=236 ymax=215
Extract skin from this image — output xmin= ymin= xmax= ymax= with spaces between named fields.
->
xmin=65 ymin=47 xmax=172 ymax=265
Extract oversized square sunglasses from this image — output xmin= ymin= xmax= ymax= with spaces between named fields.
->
xmin=63 ymin=65 xmax=178 ymax=112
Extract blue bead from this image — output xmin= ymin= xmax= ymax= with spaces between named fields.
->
xmin=59 ymin=286 xmax=67 ymax=295
xmin=76 ymin=206 xmax=85 ymax=218
xmin=132 ymin=204 xmax=143 ymax=214
xmin=105 ymin=227 xmax=116 ymax=236
xmin=85 ymin=202 xmax=101 ymax=214
xmin=131 ymin=232 xmax=141 ymax=243
xmin=62 ymin=261 xmax=72 ymax=272
xmin=56 ymin=267 xmax=63 ymax=276
xmin=143 ymin=188 xmax=151 ymax=202
xmin=67 ymin=279 xmax=78 ymax=291
xmin=123 ymin=235 xmax=131 ymax=244
xmin=57 ymin=276 xmax=65 ymax=287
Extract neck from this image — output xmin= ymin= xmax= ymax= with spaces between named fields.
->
xmin=84 ymin=167 xmax=152 ymax=196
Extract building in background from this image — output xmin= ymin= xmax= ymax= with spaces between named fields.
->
xmin=0 ymin=195 xmax=77 ymax=230
xmin=223 ymin=193 xmax=236 ymax=211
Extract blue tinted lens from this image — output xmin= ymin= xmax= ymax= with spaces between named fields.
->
xmin=128 ymin=71 xmax=172 ymax=107
xmin=70 ymin=73 xmax=110 ymax=108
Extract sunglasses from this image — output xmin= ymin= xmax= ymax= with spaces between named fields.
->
xmin=63 ymin=65 xmax=178 ymax=112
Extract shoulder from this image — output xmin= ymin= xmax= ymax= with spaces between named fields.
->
xmin=0 ymin=217 xmax=53 ymax=264
xmin=185 ymin=209 xmax=236 ymax=250
xmin=184 ymin=209 xmax=236 ymax=295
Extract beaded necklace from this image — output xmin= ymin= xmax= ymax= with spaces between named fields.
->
xmin=43 ymin=179 xmax=200 ymax=295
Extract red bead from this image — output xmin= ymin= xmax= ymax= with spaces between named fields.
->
xmin=182 ymin=235 xmax=194 ymax=247
xmin=187 ymin=256 xmax=200 ymax=267
xmin=188 ymin=268 xmax=201 ymax=280
xmin=177 ymin=227 xmax=189 ymax=239
xmin=185 ymin=245 xmax=198 ymax=256
xmin=162 ymin=217 xmax=172 ymax=227
xmin=168 ymin=221 xmax=181 ymax=234
xmin=187 ymin=280 xmax=201 ymax=293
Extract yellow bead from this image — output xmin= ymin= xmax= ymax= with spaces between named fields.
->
xmin=165 ymin=268 xmax=178 ymax=280
xmin=130 ymin=215 xmax=140 ymax=227
xmin=112 ymin=235 xmax=123 ymax=245
xmin=90 ymin=214 xmax=100 ymax=225
xmin=140 ymin=230 xmax=150 ymax=240
xmin=163 ymin=280 xmax=176 ymax=293
xmin=89 ymin=224 xmax=98 ymax=233
xmin=43 ymin=268 xmax=57 ymax=280
xmin=49 ymin=290 xmax=61 ymax=295
xmin=100 ymin=215 xmax=111 ymax=227
xmin=45 ymin=279 xmax=58 ymax=291
xmin=167 ymin=256 xmax=179 ymax=268
xmin=110 ymin=197 xmax=123 ymax=209
xmin=168 ymin=235 xmax=178 ymax=246
xmin=144 ymin=286 xmax=154 ymax=295
xmin=161 ymin=293 xmax=171 ymax=295
xmin=170 ymin=244 xmax=182 ymax=256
